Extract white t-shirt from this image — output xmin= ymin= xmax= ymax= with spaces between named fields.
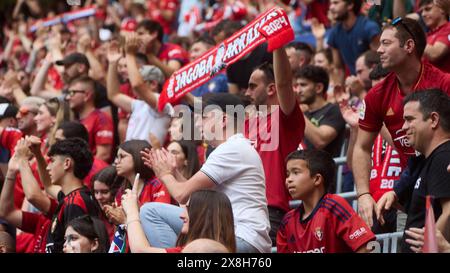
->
xmin=200 ymin=133 xmax=272 ymax=253
xmin=125 ymin=99 xmax=171 ymax=144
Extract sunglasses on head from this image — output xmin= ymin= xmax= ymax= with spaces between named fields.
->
xmin=390 ymin=17 xmax=416 ymax=43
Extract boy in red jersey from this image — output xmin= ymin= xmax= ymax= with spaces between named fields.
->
xmin=277 ymin=149 xmax=375 ymax=253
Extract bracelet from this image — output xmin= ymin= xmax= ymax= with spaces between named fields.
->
xmin=357 ymin=192 xmax=371 ymax=199
xmin=5 ymin=176 xmax=16 ymax=181
xmin=126 ymin=218 xmax=141 ymax=227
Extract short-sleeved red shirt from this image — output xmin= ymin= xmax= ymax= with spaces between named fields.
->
xmin=245 ymin=106 xmax=305 ymax=212
xmin=426 ymin=22 xmax=450 ymax=73
xmin=359 ymin=61 xmax=450 ymax=165
xmin=276 ymin=194 xmax=376 ymax=253
xmin=80 ymin=109 xmax=114 ymax=157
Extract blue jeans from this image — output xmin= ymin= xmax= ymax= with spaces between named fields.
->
xmin=140 ymin=202 xmax=183 ymax=248
xmin=140 ymin=202 xmax=261 ymax=253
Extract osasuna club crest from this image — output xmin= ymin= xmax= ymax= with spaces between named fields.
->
xmin=314 ymin=227 xmax=323 ymax=241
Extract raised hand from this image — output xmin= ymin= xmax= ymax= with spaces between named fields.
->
xmin=25 ymin=135 xmax=42 ymax=157
xmin=124 ymin=32 xmax=142 ymax=55
xmin=46 ymin=33 xmax=61 ymax=51
xmin=121 ymin=188 xmax=139 ymax=217
xmin=106 ymin=40 xmax=122 ymax=63
xmin=14 ymin=138 xmax=32 ymax=160
xmin=339 ymin=103 xmax=359 ymax=128
xmin=145 ymin=148 xmax=175 ymax=179
xmin=310 ymin=18 xmax=326 ymax=40
xmin=333 ymin=84 xmax=350 ymax=105
xmin=345 ymin=75 xmax=365 ymax=97
xmin=77 ymin=33 xmax=92 ymax=53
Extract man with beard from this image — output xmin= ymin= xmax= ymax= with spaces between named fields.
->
xmin=55 ymin=53 xmax=110 ymax=111
xmin=293 ymin=65 xmax=346 ymax=158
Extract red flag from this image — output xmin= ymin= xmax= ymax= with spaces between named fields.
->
xmin=423 ymin=195 xmax=438 ymax=253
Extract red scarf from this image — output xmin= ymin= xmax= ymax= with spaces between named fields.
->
xmin=158 ymin=7 xmax=294 ymax=111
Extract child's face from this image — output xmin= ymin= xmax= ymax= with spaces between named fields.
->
xmin=285 ymin=159 xmax=317 ymax=200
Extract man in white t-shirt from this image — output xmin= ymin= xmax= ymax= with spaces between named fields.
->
xmin=106 ymin=36 xmax=171 ymax=144
xmin=138 ymin=93 xmax=272 ymax=253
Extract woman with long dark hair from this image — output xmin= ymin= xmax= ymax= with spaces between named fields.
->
xmin=122 ymin=189 xmax=236 ymax=253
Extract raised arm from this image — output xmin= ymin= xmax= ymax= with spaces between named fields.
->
xmin=27 ymin=136 xmax=60 ymax=200
xmin=0 ymin=155 xmax=23 ymax=228
xmin=121 ymin=189 xmax=166 ymax=253
xmin=106 ymin=42 xmax=133 ymax=112
xmin=273 ymin=48 xmax=297 ymax=115
xmin=78 ymin=34 xmax=106 ymax=82
xmin=331 ymin=48 xmax=345 ymax=86
xmin=15 ymin=138 xmax=52 ymax=214
xmin=125 ymin=34 xmax=158 ymax=109
xmin=29 ymin=53 xmax=53 ymax=97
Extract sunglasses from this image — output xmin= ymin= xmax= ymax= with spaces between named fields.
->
xmin=390 ymin=17 xmax=416 ymax=43
xmin=18 ymin=107 xmax=38 ymax=116
xmin=63 ymin=89 xmax=86 ymax=97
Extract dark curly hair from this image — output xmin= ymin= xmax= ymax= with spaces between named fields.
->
xmin=48 ymin=138 xmax=93 ymax=180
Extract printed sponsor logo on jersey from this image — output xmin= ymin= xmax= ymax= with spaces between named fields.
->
xmin=153 ymin=191 xmax=166 ymax=199
xmin=414 ymin=177 xmax=421 ymax=189
xmin=393 ymin=134 xmax=411 ymax=149
xmin=349 ymin=227 xmax=367 ymax=240
xmin=314 ymin=227 xmax=323 ymax=241
xmin=296 ymin=247 xmax=325 ymax=253
xmin=359 ymin=101 xmax=366 ymax=120
xmin=168 ymin=49 xmax=182 ymax=58
xmin=97 ymin=130 xmax=113 ymax=138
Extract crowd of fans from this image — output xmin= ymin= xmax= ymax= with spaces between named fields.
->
xmin=0 ymin=0 xmax=449 ymax=253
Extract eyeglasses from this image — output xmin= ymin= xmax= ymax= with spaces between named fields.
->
xmin=18 ymin=106 xmax=38 ymax=116
xmin=391 ymin=17 xmax=416 ymax=44
xmin=63 ymin=89 xmax=86 ymax=97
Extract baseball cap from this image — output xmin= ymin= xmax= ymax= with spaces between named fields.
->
xmin=139 ymin=65 xmax=165 ymax=85
xmin=0 ymin=103 xmax=18 ymax=120
xmin=55 ymin=53 xmax=90 ymax=69
xmin=121 ymin=18 xmax=138 ymax=33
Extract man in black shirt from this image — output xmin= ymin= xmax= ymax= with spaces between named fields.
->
xmin=293 ymin=65 xmax=346 ymax=157
xmin=376 ymin=89 xmax=450 ymax=253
